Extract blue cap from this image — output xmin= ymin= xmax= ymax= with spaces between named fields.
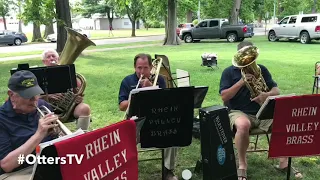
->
xmin=8 ymin=70 xmax=44 ymax=99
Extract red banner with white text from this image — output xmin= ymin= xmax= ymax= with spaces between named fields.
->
xmin=269 ymin=94 xmax=320 ymax=158
xmin=54 ymin=120 xmax=138 ymax=180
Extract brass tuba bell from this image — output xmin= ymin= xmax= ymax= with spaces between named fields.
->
xmin=59 ymin=27 xmax=96 ymax=65
xmin=232 ymin=45 xmax=269 ymax=99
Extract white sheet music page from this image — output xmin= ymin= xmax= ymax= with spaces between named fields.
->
xmin=256 ymin=94 xmax=296 ymax=119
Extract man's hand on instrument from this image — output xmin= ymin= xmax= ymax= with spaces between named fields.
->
xmin=36 ymin=113 xmax=59 ymax=138
xmin=75 ymin=95 xmax=83 ymax=104
xmin=48 ymin=93 xmax=63 ymax=101
xmin=140 ymin=78 xmax=152 ymax=87
xmin=251 ymin=92 xmax=269 ymax=105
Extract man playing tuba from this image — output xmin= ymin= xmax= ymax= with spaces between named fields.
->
xmin=0 ymin=70 xmax=59 ymax=178
xmin=41 ymin=49 xmax=91 ymax=127
xmin=219 ymin=41 xmax=302 ymax=180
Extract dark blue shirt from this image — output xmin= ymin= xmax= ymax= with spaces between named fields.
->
xmin=219 ymin=64 xmax=277 ymax=115
xmin=118 ymin=73 xmax=167 ymax=104
xmin=0 ymin=99 xmax=56 ymax=175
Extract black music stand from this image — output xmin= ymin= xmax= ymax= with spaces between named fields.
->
xmin=128 ymin=86 xmax=195 ymax=180
xmin=10 ymin=63 xmax=77 ymax=97
xmin=312 ymin=61 xmax=320 ymax=94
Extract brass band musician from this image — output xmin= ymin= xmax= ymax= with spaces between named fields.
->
xmin=0 ymin=71 xmax=59 ymax=178
xmin=41 ymin=49 xmax=91 ymax=124
xmin=219 ymin=41 xmax=302 ymax=180
xmin=118 ymin=53 xmax=178 ymax=180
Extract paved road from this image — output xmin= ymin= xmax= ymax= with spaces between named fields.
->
xmin=0 ymin=28 xmax=269 ymax=54
xmin=0 ymin=35 xmax=165 ymax=54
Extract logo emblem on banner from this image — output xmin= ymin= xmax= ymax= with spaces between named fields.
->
xmin=217 ymin=145 xmax=226 ymax=165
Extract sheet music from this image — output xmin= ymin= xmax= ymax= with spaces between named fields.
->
xmin=256 ymin=93 xmax=296 ymax=119
xmin=125 ymin=86 xmax=160 ymax=119
xmin=29 ymin=129 xmax=85 ymax=180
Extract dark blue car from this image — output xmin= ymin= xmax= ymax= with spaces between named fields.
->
xmin=0 ymin=30 xmax=28 ymax=46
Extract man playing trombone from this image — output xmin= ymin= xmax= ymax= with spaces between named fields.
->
xmin=118 ymin=53 xmax=178 ymax=180
xmin=0 ymin=70 xmax=59 ymax=178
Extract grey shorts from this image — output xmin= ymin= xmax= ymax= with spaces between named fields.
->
xmin=229 ymin=110 xmax=273 ymax=132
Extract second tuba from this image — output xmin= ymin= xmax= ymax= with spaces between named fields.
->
xmin=47 ymin=27 xmax=96 ymax=122
xmin=232 ymin=45 xmax=269 ymax=99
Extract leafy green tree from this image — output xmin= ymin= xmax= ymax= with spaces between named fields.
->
xmin=43 ymin=0 xmax=56 ymax=38
xmin=22 ymin=0 xmax=45 ymax=42
xmin=177 ymin=0 xmax=198 ymax=23
xmin=0 ymin=0 xmax=12 ymax=30
xmin=116 ymin=0 xmax=143 ymax=36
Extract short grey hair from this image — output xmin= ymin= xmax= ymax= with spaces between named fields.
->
xmin=41 ymin=49 xmax=59 ymax=60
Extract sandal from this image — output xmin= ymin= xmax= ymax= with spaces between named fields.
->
xmin=237 ymin=169 xmax=247 ymax=180
xmin=274 ymin=165 xmax=303 ymax=178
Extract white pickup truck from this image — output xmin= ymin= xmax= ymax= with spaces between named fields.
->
xmin=268 ymin=13 xmax=320 ymax=44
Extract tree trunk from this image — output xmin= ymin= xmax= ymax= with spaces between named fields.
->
xmin=312 ymin=0 xmax=317 ymax=13
xmin=163 ymin=15 xmax=168 ymax=43
xmin=230 ymin=0 xmax=241 ymax=25
xmin=131 ymin=19 xmax=136 ymax=37
xmin=164 ymin=0 xmax=180 ymax=45
xmin=2 ymin=16 xmax=7 ymax=30
xmin=44 ymin=22 xmax=54 ymax=39
xmin=18 ymin=3 xmax=22 ymax=32
xmin=55 ymin=0 xmax=72 ymax=54
xmin=186 ymin=10 xmax=193 ymax=23
xmin=32 ymin=23 xmax=42 ymax=42
xmin=106 ymin=9 xmax=114 ymax=29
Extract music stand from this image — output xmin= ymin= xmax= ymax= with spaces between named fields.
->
xmin=10 ymin=63 xmax=77 ymax=96
xmin=128 ymin=86 xmax=195 ymax=180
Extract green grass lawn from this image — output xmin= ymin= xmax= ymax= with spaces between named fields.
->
xmin=0 ymin=40 xmax=162 ymax=59
xmin=0 ymin=36 xmax=319 ymax=179
xmin=25 ymin=28 xmax=165 ymax=43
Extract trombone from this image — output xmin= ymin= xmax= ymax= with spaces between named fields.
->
xmin=35 ymin=105 xmax=73 ymax=135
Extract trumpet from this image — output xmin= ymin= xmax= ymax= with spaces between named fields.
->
xmin=35 ymin=105 xmax=73 ymax=135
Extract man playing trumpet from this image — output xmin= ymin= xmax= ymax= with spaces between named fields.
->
xmin=118 ymin=53 xmax=178 ymax=180
xmin=0 ymin=70 xmax=59 ymax=177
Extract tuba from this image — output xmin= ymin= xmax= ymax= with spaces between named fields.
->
xmin=46 ymin=27 xmax=96 ymax=123
xmin=232 ymin=45 xmax=269 ymax=99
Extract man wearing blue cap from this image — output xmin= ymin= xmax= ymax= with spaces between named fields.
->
xmin=0 ymin=70 xmax=59 ymax=178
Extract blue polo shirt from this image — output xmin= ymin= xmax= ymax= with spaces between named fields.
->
xmin=118 ymin=73 xmax=167 ymax=104
xmin=219 ymin=64 xmax=277 ymax=115
xmin=0 ymin=99 xmax=57 ymax=175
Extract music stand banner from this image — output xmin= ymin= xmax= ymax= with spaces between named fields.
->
xmin=54 ymin=120 xmax=138 ymax=180
xmin=133 ymin=87 xmax=194 ymax=148
xmin=269 ymin=94 xmax=320 ymax=158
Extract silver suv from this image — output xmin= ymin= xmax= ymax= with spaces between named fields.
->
xmin=268 ymin=13 xmax=320 ymax=44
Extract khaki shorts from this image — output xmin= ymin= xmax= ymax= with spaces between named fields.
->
xmin=229 ymin=110 xmax=273 ymax=133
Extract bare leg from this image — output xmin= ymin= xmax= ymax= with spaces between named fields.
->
xmin=234 ymin=116 xmax=251 ymax=170
xmin=73 ymin=103 xmax=91 ymax=118
xmin=278 ymin=158 xmax=303 ymax=178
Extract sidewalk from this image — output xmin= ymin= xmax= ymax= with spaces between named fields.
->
xmin=0 ymin=44 xmax=161 ymax=62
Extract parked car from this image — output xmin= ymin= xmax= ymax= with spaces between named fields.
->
xmin=0 ymin=30 xmax=28 ymax=46
xmin=176 ymin=23 xmax=194 ymax=36
xmin=268 ymin=13 xmax=320 ymax=44
xmin=179 ymin=19 xmax=254 ymax=43
xmin=47 ymin=28 xmax=91 ymax=42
